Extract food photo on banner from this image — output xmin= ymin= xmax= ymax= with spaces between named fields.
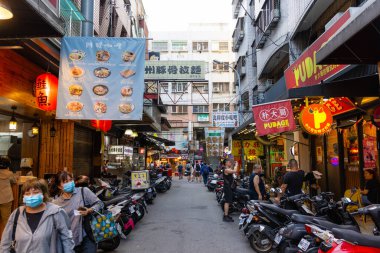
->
xmin=56 ymin=37 xmax=146 ymax=120
xmin=205 ymin=127 xmax=225 ymax=157
xmin=252 ymin=100 xmax=296 ymax=136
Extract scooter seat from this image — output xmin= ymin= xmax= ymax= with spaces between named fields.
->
xmin=312 ymin=219 xmax=359 ymax=232
xmin=291 ymin=214 xmax=317 ymax=223
xmin=248 ymin=200 xmax=271 ymax=205
xmin=103 ymin=194 xmax=130 ymax=206
xmin=332 ymin=228 xmax=380 ymax=248
xmin=235 ymin=187 xmax=250 ymax=195
xmin=260 ymin=203 xmax=299 ymax=217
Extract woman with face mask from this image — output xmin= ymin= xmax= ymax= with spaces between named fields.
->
xmin=0 ymin=178 xmax=74 ymax=253
xmin=52 ymin=171 xmax=103 ymax=253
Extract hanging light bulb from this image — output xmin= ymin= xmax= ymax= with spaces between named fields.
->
xmin=125 ymin=129 xmax=133 ymax=136
xmin=0 ymin=0 xmax=13 ymax=20
xmin=9 ymin=106 xmax=17 ymax=131
xmin=31 ymin=121 xmax=39 ymax=136
xmin=131 ymin=132 xmax=138 ymax=138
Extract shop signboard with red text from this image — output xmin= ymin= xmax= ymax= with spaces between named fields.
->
xmin=324 ymin=97 xmax=356 ymax=116
xmin=252 ymin=100 xmax=296 ymax=136
xmin=285 ymin=10 xmax=352 ymax=89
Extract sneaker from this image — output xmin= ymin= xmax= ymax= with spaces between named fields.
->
xmin=227 ymin=215 xmax=234 ymax=222
xmin=223 ymin=215 xmax=230 ymax=222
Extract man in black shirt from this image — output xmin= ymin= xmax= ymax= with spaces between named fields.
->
xmin=281 ymin=159 xmax=304 ymax=197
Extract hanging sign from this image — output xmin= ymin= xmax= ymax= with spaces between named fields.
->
xmin=363 ymin=137 xmax=376 ymax=169
xmin=131 ymin=170 xmax=150 ymax=190
xmin=57 ymin=37 xmax=146 ymax=120
xmin=252 ymin=100 xmax=296 ymax=136
xmin=231 ymin=140 xmax=264 ymax=157
xmin=299 ymin=104 xmax=333 ymax=135
xmin=205 ymin=127 xmax=225 ymax=157
xmin=324 ymin=97 xmax=356 ymax=116
xmin=284 ymin=10 xmax=351 ymax=89
xmin=213 ymin=111 xmax=239 ymax=128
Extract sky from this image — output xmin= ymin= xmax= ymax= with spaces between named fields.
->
xmin=142 ymin=0 xmax=233 ymax=32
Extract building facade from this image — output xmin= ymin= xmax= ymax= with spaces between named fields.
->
xmin=150 ymin=23 xmax=235 ymax=161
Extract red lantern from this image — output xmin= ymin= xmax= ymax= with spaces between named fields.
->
xmin=35 ymin=73 xmax=58 ymax=111
xmin=91 ymin=120 xmax=112 ymax=133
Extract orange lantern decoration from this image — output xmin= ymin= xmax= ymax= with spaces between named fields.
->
xmin=35 ymin=73 xmax=58 ymax=111
xmin=299 ymin=104 xmax=333 ymax=135
xmin=91 ymin=120 xmax=112 ymax=133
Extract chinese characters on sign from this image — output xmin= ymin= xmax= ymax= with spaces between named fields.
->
xmin=205 ymin=127 xmax=225 ymax=157
xmin=284 ymin=10 xmax=351 ymax=89
xmin=363 ymin=137 xmax=376 ymax=169
xmin=35 ymin=73 xmax=58 ymax=111
xmin=212 ymin=111 xmax=239 ymax=128
xmin=252 ymin=100 xmax=296 ymax=136
xmin=144 ymin=61 xmax=205 ymax=80
xmin=57 ymin=37 xmax=146 ymax=120
xmin=299 ymin=104 xmax=333 ymax=135
xmin=231 ymin=140 xmax=263 ymax=158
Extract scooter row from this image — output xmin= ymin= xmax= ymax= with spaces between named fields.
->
xmin=238 ymin=190 xmax=380 ymax=253
xmin=89 ymin=176 xmax=172 ymax=251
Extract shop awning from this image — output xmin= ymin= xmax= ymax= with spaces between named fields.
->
xmin=144 ymin=134 xmax=175 ymax=146
xmin=316 ymin=0 xmax=380 ymax=64
xmin=288 ymin=74 xmax=379 ymax=98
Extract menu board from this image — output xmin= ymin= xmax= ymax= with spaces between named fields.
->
xmin=205 ymin=127 xmax=225 ymax=157
xmin=131 ymin=170 xmax=150 ymax=190
xmin=56 ymin=37 xmax=146 ymax=120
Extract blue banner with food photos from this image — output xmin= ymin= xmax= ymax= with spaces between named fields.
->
xmin=56 ymin=37 xmax=146 ymax=120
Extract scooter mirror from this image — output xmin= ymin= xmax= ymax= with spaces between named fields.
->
xmin=276 ymin=188 xmax=282 ymax=194
xmin=270 ymin=188 xmax=276 ymax=193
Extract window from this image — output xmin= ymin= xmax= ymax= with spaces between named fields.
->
xmin=192 ymin=83 xmax=208 ymax=93
xmin=172 ymin=105 xmax=188 ymax=114
xmin=213 ymin=103 xmax=230 ymax=112
xmin=241 ymin=91 xmax=249 ymax=111
xmin=193 ymin=105 xmax=209 ymax=113
xmin=171 ymin=41 xmax=188 ymax=52
xmin=172 ymin=82 xmax=188 ymax=93
xmin=192 ymin=41 xmax=208 ymax=52
xmin=160 ymin=83 xmax=168 ymax=93
xmin=211 ymin=41 xmax=229 ymax=52
xmin=212 ymin=62 xmax=229 ymax=72
xmin=152 ymin=41 xmax=168 ymax=52
xmin=212 ymin=82 xmax=230 ymax=93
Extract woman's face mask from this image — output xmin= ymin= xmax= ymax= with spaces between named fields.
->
xmin=23 ymin=193 xmax=43 ymax=208
xmin=63 ymin=181 xmax=75 ymax=193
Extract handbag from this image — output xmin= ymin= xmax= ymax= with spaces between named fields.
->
xmin=89 ymin=210 xmax=119 ymax=243
xmin=10 ymin=208 xmax=20 ymax=253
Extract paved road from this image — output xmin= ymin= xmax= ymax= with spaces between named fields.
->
xmin=110 ymin=178 xmax=253 ymax=253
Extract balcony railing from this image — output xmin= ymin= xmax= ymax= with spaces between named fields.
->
xmin=232 ymin=17 xmax=245 ymax=52
xmin=232 ymin=0 xmax=243 ymax=19
xmin=255 ymin=0 xmax=280 ymax=49
xmin=60 ymin=0 xmax=85 ymax=36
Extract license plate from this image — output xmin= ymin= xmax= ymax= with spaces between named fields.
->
xmin=274 ymin=233 xmax=282 ymax=244
xmin=136 ymin=210 xmax=141 ymax=216
xmin=129 ymin=206 xmax=135 ymax=213
xmin=298 ymin=238 xmax=311 ymax=251
xmin=261 ymin=239 xmax=270 ymax=245
xmin=211 ymin=180 xmax=217 ymax=184
xmin=247 ymin=214 xmax=253 ymax=223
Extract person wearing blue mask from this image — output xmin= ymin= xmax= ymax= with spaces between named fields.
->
xmin=52 ymin=171 xmax=103 ymax=253
xmin=1 ymin=178 xmax=74 ymax=252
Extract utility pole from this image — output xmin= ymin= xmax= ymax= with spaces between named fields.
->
xmin=81 ymin=0 xmax=94 ymax=36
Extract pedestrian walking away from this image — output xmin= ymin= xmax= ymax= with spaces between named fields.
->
xmin=0 ymin=178 xmax=75 ymax=253
xmin=51 ymin=171 xmax=104 ymax=253
xmin=222 ymin=159 xmax=237 ymax=222
xmin=194 ymin=161 xmax=201 ymax=183
xmin=280 ymin=159 xmax=305 ymax=197
xmin=0 ymin=157 xmax=16 ymax=239
xmin=177 ymin=163 xmax=184 ymax=180
xmin=249 ymin=164 xmax=266 ymax=200
xmin=186 ymin=161 xmax=192 ymax=182
xmin=201 ymin=163 xmax=209 ymax=186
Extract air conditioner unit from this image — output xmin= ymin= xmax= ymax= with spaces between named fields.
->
xmin=213 ymin=87 xmax=220 ymax=93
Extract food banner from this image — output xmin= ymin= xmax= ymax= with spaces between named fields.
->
xmin=232 ymin=140 xmax=263 ymax=158
xmin=284 ymin=10 xmax=351 ymax=89
xmin=131 ymin=170 xmax=150 ymax=190
xmin=252 ymin=100 xmax=296 ymax=136
xmin=363 ymin=136 xmax=376 ymax=169
xmin=56 ymin=37 xmax=146 ymax=120
xmin=205 ymin=127 xmax=225 ymax=157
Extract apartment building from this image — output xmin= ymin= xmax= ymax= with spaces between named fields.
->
xmin=150 ymin=23 xmax=235 ymax=152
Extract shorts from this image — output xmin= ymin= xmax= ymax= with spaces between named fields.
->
xmin=224 ymin=186 xmax=233 ymax=203
xmin=195 ymin=172 xmax=200 ymax=177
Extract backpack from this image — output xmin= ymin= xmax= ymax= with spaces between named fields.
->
xmin=196 ymin=164 xmax=201 ymax=172
xmin=186 ymin=164 xmax=191 ymax=171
